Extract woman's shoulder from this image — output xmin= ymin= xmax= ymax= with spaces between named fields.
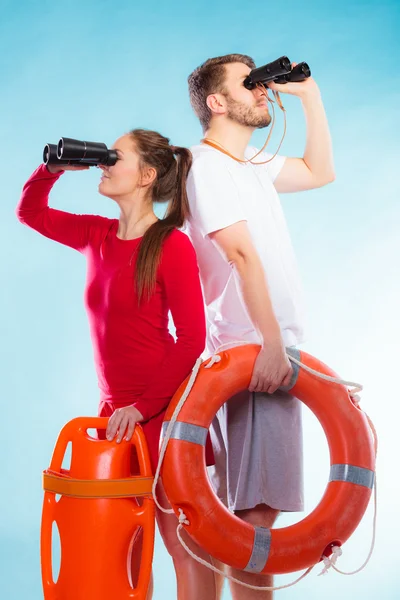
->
xmin=89 ymin=215 xmax=117 ymax=229
xmin=164 ymin=228 xmax=195 ymax=250
xmin=160 ymin=229 xmax=197 ymax=267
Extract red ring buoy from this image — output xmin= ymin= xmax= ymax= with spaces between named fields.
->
xmin=161 ymin=345 xmax=375 ymax=574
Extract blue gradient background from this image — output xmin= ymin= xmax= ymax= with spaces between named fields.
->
xmin=1 ymin=0 xmax=399 ymax=598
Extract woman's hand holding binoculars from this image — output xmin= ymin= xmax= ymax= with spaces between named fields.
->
xmin=46 ymin=164 xmax=90 ymax=174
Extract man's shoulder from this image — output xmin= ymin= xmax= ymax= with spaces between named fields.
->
xmin=189 ymin=144 xmax=230 ymax=169
xmin=190 ymin=143 xmax=263 ymax=166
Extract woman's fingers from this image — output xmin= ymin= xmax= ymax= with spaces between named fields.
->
xmin=106 ymin=410 xmax=122 ymax=440
xmin=124 ymin=419 xmax=137 ymax=442
xmin=116 ymin=415 xmax=129 ymax=443
xmin=106 ymin=409 xmax=138 ymax=443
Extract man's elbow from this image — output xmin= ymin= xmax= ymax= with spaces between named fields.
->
xmin=325 ymin=171 xmax=336 ymax=184
xmin=312 ymin=171 xmax=336 ymax=188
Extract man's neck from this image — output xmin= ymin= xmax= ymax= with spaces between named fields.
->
xmin=203 ymin=121 xmax=254 ymax=161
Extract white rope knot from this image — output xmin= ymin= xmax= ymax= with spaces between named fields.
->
xmin=349 ymin=391 xmax=361 ymax=407
xmin=318 ymin=546 xmax=343 ymax=576
xmin=205 ymin=354 xmax=222 ymax=369
xmin=178 ymin=508 xmax=189 ymax=526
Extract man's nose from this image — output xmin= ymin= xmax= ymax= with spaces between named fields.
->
xmin=253 ymin=85 xmax=267 ymax=100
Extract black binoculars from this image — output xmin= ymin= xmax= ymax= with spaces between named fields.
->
xmin=244 ymin=56 xmax=311 ymax=90
xmin=43 ymin=138 xmax=118 ymax=167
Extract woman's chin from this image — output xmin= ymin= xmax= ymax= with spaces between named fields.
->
xmin=98 ymin=181 xmax=110 ymax=197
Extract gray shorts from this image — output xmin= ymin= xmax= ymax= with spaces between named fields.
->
xmin=207 ymin=348 xmax=304 ymax=513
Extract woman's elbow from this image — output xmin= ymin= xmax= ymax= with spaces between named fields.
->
xmin=182 ymin=332 xmax=206 ymax=360
xmin=15 ymin=206 xmax=25 ymax=224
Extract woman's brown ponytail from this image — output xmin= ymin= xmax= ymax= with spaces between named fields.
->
xmin=129 ymin=129 xmax=193 ymax=305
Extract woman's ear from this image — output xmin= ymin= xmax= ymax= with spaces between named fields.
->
xmin=139 ymin=166 xmax=157 ymax=189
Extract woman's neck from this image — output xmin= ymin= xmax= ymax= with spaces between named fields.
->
xmin=117 ymin=199 xmax=158 ymax=240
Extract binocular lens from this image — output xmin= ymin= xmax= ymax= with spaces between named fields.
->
xmin=43 ymin=138 xmax=118 ymax=167
xmin=244 ymin=55 xmax=292 ymax=89
xmin=274 ymin=62 xmax=311 ymax=84
xmin=57 ymin=138 xmax=107 ymax=160
xmin=300 ymin=63 xmax=311 ymax=78
xmin=56 ymin=137 xmax=118 ymax=166
xmin=244 ymin=56 xmax=311 ymax=89
xmin=43 ymin=144 xmax=53 ymax=165
xmin=278 ymin=56 xmax=292 ymax=72
xmin=43 ymin=143 xmax=89 ymax=166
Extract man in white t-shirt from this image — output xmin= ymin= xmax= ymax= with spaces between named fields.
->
xmin=184 ymin=54 xmax=335 ymax=599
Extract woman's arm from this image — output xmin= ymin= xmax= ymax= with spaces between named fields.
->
xmin=16 ymin=164 xmax=109 ymax=252
xmin=133 ymin=231 xmax=206 ymax=422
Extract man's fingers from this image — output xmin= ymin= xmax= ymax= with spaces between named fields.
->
xmin=282 ymin=368 xmax=294 ymax=388
xmin=249 ymin=376 xmax=259 ymax=393
xmin=255 ymin=379 xmax=269 ymax=393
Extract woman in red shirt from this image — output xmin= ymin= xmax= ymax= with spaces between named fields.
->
xmin=16 ymin=129 xmax=218 ymax=600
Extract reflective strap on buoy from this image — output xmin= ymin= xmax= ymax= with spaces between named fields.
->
xmin=244 ymin=527 xmax=271 ymax=573
xmin=161 ymin=421 xmax=208 ymax=446
xmin=329 ymin=464 xmax=375 ymax=489
xmin=42 ymin=469 xmax=154 ymax=498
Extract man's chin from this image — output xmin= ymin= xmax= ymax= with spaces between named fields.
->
xmin=256 ymin=118 xmax=272 ymax=129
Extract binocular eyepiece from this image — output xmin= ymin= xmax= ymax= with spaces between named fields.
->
xmin=43 ymin=138 xmax=118 ymax=167
xmin=244 ymin=56 xmax=311 ymax=90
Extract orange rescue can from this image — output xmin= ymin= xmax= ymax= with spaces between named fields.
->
xmin=41 ymin=417 xmax=155 ymax=599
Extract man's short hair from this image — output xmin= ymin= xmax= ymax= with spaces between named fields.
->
xmin=188 ymin=54 xmax=256 ymax=132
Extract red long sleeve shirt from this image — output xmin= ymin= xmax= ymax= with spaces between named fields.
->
xmin=16 ymin=165 xmax=210 ymax=466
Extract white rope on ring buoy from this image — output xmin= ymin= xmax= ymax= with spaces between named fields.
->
xmin=151 ymin=341 xmax=377 ymax=590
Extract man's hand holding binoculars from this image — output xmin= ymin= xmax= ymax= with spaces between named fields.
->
xmin=267 ymin=62 xmax=320 ymax=99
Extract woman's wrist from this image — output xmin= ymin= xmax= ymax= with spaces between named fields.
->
xmin=131 ymin=405 xmax=144 ymax=422
xmin=45 ymin=164 xmax=65 ymax=174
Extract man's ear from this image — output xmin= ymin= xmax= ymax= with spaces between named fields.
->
xmin=206 ymin=93 xmax=226 ymax=116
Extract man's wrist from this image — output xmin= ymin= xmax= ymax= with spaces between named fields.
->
xmin=260 ymin=326 xmax=282 ymax=348
xmin=299 ymin=87 xmax=322 ymax=104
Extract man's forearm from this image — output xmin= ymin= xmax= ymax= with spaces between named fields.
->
xmin=301 ymin=90 xmax=335 ymax=183
xmin=232 ymin=254 xmax=282 ymax=346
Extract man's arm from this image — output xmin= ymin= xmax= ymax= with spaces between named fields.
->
xmin=209 ymin=221 xmax=292 ymax=394
xmin=270 ymin=72 xmax=335 ymax=194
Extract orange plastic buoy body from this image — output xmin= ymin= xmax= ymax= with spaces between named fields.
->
xmin=41 ymin=417 xmax=155 ymax=599
xmin=161 ymin=345 xmax=376 ymax=575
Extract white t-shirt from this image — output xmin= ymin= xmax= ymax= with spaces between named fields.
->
xmin=183 ymin=143 xmax=306 ymax=354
